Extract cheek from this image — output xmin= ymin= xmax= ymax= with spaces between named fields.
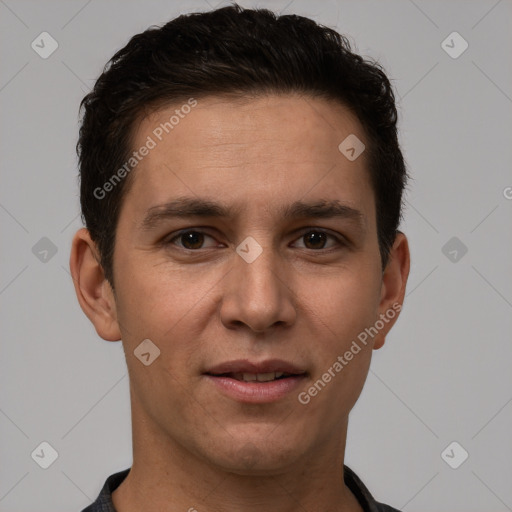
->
xmin=303 ymin=266 xmax=381 ymax=347
xmin=116 ymin=255 xmax=212 ymax=336
xmin=115 ymin=259 xmax=219 ymax=394
xmin=116 ymin=263 xmax=209 ymax=427
xmin=305 ymin=262 xmax=382 ymax=404
xmin=298 ymin=275 xmax=379 ymax=422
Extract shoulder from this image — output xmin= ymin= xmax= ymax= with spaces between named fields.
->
xmin=344 ymin=465 xmax=402 ymax=512
xmin=374 ymin=503 xmax=402 ymax=512
xmin=80 ymin=468 xmax=130 ymax=512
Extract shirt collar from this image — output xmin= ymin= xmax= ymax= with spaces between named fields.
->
xmin=82 ymin=465 xmax=396 ymax=512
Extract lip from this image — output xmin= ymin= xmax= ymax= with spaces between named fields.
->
xmin=203 ymin=358 xmax=308 ymax=404
xmin=204 ymin=374 xmax=307 ymax=404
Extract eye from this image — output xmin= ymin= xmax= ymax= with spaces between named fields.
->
xmin=292 ymin=229 xmax=343 ymax=250
xmin=166 ymin=230 xmax=219 ymax=250
xmin=164 ymin=228 xmax=345 ymax=252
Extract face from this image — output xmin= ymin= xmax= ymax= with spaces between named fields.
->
xmin=73 ymin=94 xmax=409 ymax=474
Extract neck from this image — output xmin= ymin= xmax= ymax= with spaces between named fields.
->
xmin=112 ymin=402 xmax=362 ymax=512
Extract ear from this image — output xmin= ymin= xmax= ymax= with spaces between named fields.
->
xmin=373 ymin=231 xmax=410 ymax=350
xmin=69 ymin=228 xmax=121 ymax=341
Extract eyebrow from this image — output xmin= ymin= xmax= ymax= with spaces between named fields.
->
xmin=140 ymin=196 xmax=365 ymax=232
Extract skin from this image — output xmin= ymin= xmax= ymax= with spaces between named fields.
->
xmin=70 ymin=94 xmax=410 ymax=512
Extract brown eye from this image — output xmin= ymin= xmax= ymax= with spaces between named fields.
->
xmin=293 ymin=230 xmax=341 ymax=250
xmin=180 ymin=231 xmax=204 ymax=249
xmin=303 ymin=231 xmax=328 ymax=249
xmin=167 ymin=230 xmax=217 ymax=250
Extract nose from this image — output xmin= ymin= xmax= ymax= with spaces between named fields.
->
xmin=219 ymin=245 xmax=297 ymax=334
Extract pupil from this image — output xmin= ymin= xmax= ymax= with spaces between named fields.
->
xmin=305 ymin=231 xmax=326 ymax=249
xmin=182 ymin=231 xmax=203 ymax=249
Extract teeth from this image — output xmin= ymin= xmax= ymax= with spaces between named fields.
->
xmin=232 ymin=371 xmax=286 ymax=382
xmin=257 ymin=372 xmax=279 ymax=382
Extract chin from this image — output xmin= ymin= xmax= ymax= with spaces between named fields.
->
xmin=202 ymin=435 xmax=302 ymax=475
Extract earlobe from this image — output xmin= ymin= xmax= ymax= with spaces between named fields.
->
xmin=69 ymin=228 xmax=121 ymax=341
xmin=373 ymin=231 xmax=410 ymax=350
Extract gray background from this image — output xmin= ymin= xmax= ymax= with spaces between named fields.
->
xmin=1 ymin=0 xmax=511 ymax=510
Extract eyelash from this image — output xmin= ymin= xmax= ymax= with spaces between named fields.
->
xmin=164 ymin=228 xmax=346 ymax=252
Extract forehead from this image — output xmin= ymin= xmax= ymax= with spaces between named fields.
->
xmin=124 ymin=94 xmax=374 ymax=223
xmin=135 ymin=94 xmax=363 ymax=162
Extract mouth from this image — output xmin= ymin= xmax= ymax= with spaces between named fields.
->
xmin=203 ymin=361 xmax=308 ymax=403
xmin=205 ymin=371 xmax=302 ymax=382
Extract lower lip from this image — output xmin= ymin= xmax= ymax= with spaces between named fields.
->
xmin=204 ymin=374 xmax=307 ymax=403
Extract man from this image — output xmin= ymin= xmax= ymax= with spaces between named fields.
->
xmin=70 ymin=3 xmax=410 ymax=511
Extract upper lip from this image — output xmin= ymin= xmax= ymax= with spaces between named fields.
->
xmin=204 ymin=359 xmax=307 ymax=375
